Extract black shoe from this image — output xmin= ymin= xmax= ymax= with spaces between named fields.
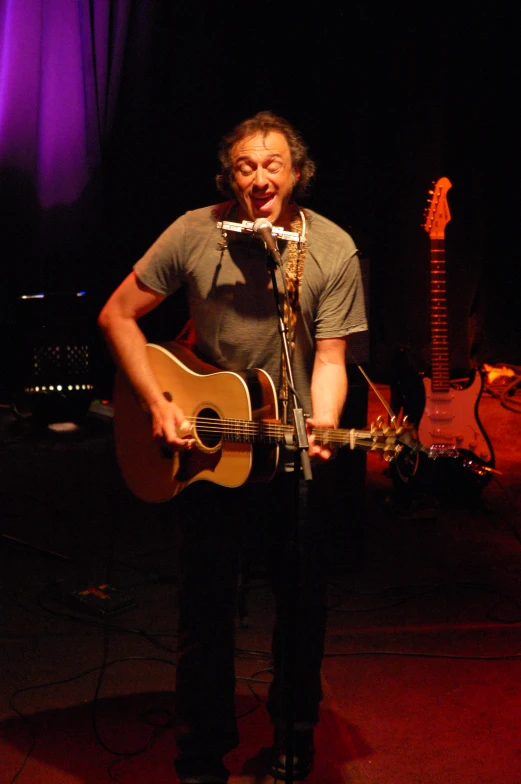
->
xmin=270 ymin=728 xmax=315 ymax=781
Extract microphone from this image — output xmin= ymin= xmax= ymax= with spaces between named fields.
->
xmin=252 ymin=218 xmax=283 ymax=265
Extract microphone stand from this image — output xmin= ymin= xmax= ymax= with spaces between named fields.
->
xmin=263 ymin=241 xmax=312 ymax=784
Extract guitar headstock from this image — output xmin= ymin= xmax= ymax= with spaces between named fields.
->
xmin=367 ymin=417 xmax=425 ymax=461
xmin=423 ymin=177 xmax=452 ymax=239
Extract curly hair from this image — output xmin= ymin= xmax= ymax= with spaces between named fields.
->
xmin=216 ymin=111 xmax=316 ymax=200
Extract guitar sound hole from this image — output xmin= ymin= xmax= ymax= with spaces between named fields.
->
xmin=196 ymin=407 xmax=222 ymax=449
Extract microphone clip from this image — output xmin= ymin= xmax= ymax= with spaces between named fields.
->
xmin=216 ymin=219 xmax=302 ymax=243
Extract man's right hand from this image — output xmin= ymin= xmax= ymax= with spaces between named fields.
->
xmin=149 ymin=398 xmax=195 ymax=450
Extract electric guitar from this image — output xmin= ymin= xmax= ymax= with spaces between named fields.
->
xmin=418 ymin=177 xmax=495 ymax=483
xmin=113 ymin=341 xmax=421 ymax=503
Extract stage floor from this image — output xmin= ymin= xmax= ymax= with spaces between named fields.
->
xmin=1 ymin=383 xmax=521 ymax=783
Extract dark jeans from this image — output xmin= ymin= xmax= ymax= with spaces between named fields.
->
xmin=173 ymin=466 xmax=331 ymax=782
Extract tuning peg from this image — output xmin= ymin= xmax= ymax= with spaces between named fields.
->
xmin=372 ymin=416 xmax=385 ymax=432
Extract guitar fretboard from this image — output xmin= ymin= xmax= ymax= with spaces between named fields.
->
xmin=430 ymin=237 xmax=450 ymax=393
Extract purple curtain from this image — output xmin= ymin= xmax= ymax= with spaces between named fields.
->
xmin=0 ymin=0 xmax=133 ymax=303
xmin=0 ymin=0 xmax=130 ymax=209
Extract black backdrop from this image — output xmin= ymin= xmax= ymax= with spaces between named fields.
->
xmin=1 ymin=2 xmax=519 ymax=401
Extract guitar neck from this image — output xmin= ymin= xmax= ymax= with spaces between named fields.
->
xmin=186 ymin=415 xmax=406 ymax=455
xmin=430 ymin=237 xmax=450 ymax=392
xmin=424 ymin=176 xmax=452 ymax=393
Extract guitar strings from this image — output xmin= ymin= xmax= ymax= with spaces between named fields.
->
xmin=178 ymin=415 xmax=401 ymax=449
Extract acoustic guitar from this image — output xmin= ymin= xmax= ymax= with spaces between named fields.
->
xmin=418 ymin=177 xmax=495 ymax=483
xmin=113 ymin=341 xmax=420 ymax=502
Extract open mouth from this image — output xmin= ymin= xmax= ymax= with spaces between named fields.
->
xmin=251 ymin=194 xmax=275 ymax=212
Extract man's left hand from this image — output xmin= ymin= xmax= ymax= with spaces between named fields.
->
xmin=305 ymin=417 xmax=337 ymax=461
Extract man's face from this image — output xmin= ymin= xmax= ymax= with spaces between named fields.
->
xmin=230 ymin=131 xmax=300 ymax=227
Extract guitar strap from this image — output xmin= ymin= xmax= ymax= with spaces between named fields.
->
xmin=280 ymin=205 xmax=307 ymax=424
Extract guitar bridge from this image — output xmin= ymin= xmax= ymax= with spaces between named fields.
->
xmin=427 ymin=444 xmax=460 ymax=459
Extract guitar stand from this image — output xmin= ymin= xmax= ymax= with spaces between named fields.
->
xmin=264 ymin=243 xmax=312 ymax=784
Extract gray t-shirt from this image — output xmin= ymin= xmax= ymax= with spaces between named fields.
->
xmin=134 ymin=202 xmax=368 ymax=417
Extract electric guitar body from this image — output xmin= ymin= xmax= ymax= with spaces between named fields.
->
xmin=420 ymin=369 xmax=493 ymax=464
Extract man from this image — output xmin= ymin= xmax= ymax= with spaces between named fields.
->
xmin=98 ymin=111 xmax=367 ymax=783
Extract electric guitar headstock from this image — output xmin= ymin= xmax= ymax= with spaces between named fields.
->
xmin=423 ymin=177 xmax=452 ymax=239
